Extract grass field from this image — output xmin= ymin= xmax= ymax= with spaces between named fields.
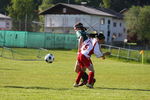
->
xmin=0 ymin=49 xmax=150 ymax=100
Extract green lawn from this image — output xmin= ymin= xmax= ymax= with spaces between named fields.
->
xmin=0 ymin=49 xmax=150 ymax=100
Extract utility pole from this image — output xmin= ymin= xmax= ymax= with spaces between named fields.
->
xmin=25 ymin=14 xmax=27 ymax=31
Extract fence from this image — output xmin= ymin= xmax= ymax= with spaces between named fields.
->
xmin=0 ymin=30 xmax=149 ymax=63
xmin=0 ymin=47 xmax=49 ymax=61
xmin=0 ymin=30 xmax=78 ymax=49
xmin=101 ymin=44 xmax=150 ymax=63
xmin=101 ymin=44 xmax=142 ymax=61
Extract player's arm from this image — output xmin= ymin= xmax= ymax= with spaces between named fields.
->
xmin=94 ymin=43 xmax=111 ymax=59
xmin=94 ymin=43 xmax=103 ymax=58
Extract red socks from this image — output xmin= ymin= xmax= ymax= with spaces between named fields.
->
xmin=88 ymin=72 xmax=94 ymax=84
xmin=76 ymin=71 xmax=94 ymax=85
xmin=76 ymin=71 xmax=84 ymax=84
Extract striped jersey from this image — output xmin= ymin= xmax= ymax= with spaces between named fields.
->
xmin=80 ymin=38 xmax=103 ymax=58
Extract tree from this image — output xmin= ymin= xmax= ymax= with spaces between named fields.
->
xmin=100 ymin=0 xmax=150 ymax=12
xmin=75 ymin=0 xmax=102 ymax=7
xmin=109 ymin=0 xmax=132 ymax=12
xmin=38 ymin=0 xmax=55 ymax=32
xmin=125 ymin=6 xmax=150 ymax=44
xmin=7 ymin=0 xmax=38 ymax=31
xmin=101 ymin=0 xmax=111 ymax=8
xmin=125 ymin=6 xmax=140 ymax=33
xmin=137 ymin=6 xmax=150 ymax=41
xmin=39 ymin=0 xmax=54 ymax=12
xmin=131 ymin=0 xmax=150 ymax=6
xmin=0 ymin=0 xmax=11 ymax=14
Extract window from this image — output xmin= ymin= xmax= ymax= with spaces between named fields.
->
xmin=113 ymin=22 xmax=117 ymax=27
xmin=100 ymin=18 xmax=105 ymax=24
xmin=6 ymin=22 xmax=10 ymax=25
xmin=118 ymin=33 xmax=122 ymax=37
xmin=107 ymin=31 xmax=110 ymax=42
xmin=63 ymin=8 xmax=67 ymax=13
xmin=107 ymin=31 xmax=110 ymax=37
xmin=120 ymin=23 xmax=122 ymax=27
xmin=124 ymin=28 xmax=126 ymax=32
xmin=6 ymin=22 xmax=10 ymax=28
xmin=108 ymin=20 xmax=111 ymax=24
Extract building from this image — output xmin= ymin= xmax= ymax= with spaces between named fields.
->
xmin=40 ymin=3 xmax=127 ymax=43
xmin=0 ymin=13 xmax=12 ymax=30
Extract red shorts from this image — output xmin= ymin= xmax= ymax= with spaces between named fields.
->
xmin=77 ymin=53 xmax=92 ymax=68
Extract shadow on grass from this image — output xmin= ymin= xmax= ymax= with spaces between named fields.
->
xmin=0 ymin=68 xmax=18 ymax=71
xmin=96 ymin=87 xmax=150 ymax=92
xmin=4 ymin=86 xmax=72 ymax=91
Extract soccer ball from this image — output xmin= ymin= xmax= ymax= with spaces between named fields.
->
xmin=44 ymin=54 xmax=54 ymax=63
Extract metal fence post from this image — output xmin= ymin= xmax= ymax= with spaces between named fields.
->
xmin=117 ymin=47 xmax=121 ymax=57
xmin=109 ymin=45 xmax=111 ymax=52
xmin=127 ymin=49 xmax=131 ymax=60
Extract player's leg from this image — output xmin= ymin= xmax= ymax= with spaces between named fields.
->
xmin=73 ymin=69 xmax=85 ymax=87
xmin=78 ymin=67 xmax=88 ymax=86
xmin=74 ymin=60 xmax=88 ymax=86
xmin=74 ymin=60 xmax=80 ymax=73
xmin=82 ymin=57 xmax=96 ymax=88
xmin=74 ymin=53 xmax=89 ymax=87
xmin=86 ymin=64 xmax=95 ymax=88
xmin=74 ymin=58 xmax=84 ymax=87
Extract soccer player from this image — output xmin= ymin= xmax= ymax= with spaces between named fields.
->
xmin=73 ymin=22 xmax=89 ymax=86
xmin=74 ymin=33 xmax=111 ymax=88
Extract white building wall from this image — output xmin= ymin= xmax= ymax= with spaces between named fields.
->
xmin=44 ymin=14 xmax=126 ymax=42
xmin=110 ymin=18 xmax=126 ymax=42
xmin=0 ymin=19 xmax=12 ymax=30
xmin=45 ymin=14 xmax=91 ymax=27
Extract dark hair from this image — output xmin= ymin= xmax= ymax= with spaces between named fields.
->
xmin=87 ymin=33 xmax=97 ymax=38
xmin=74 ymin=22 xmax=87 ymax=31
xmin=74 ymin=22 xmax=83 ymax=28
xmin=96 ymin=33 xmax=105 ymax=40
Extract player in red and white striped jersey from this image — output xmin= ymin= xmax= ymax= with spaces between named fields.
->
xmin=74 ymin=33 xmax=111 ymax=88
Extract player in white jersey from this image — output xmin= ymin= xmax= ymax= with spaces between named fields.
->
xmin=81 ymin=37 xmax=103 ymax=58
xmin=74 ymin=33 xmax=111 ymax=88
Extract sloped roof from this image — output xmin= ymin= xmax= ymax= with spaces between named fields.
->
xmin=40 ymin=3 xmax=123 ymax=19
xmin=120 ymin=8 xmax=128 ymax=14
xmin=0 ymin=13 xmax=11 ymax=19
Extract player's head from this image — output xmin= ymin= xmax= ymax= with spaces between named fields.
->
xmin=74 ymin=22 xmax=87 ymax=31
xmin=96 ymin=33 xmax=105 ymax=43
